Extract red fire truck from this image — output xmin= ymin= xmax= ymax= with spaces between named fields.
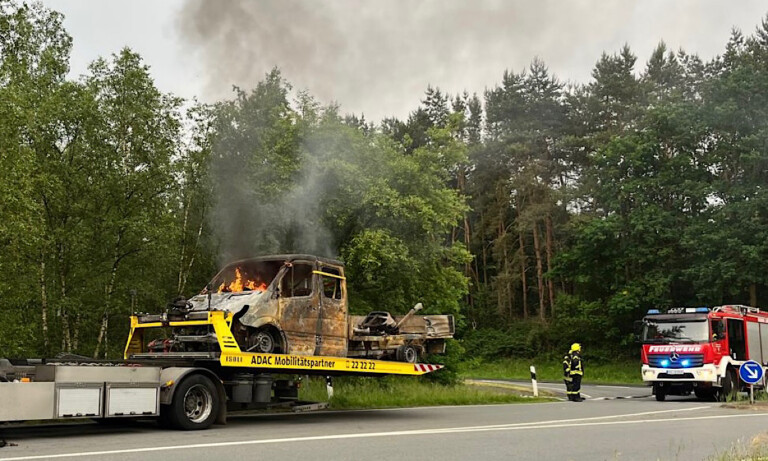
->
xmin=640 ymin=305 xmax=768 ymax=401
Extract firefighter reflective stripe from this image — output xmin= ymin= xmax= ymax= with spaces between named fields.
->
xmin=570 ymin=354 xmax=583 ymax=375
xmin=563 ymin=354 xmax=571 ymax=376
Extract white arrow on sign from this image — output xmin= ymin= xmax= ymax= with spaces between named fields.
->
xmin=745 ymin=364 xmax=760 ymax=380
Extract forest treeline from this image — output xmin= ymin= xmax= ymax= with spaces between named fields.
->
xmin=1 ymin=2 xmax=767 ymax=360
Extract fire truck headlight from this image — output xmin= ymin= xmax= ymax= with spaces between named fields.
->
xmin=660 ymin=359 xmax=669 ymax=367
xmin=681 ymin=359 xmax=690 ymax=367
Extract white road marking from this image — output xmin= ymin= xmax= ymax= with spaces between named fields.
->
xmin=596 ymin=385 xmax=632 ymax=389
xmin=529 ymin=384 xmax=593 ymax=398
xmin=0 ymin=406 xmax=722 ymax=460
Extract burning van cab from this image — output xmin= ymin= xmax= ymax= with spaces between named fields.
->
xmin=186 ymin=255 xmax=348 ymax=357
xmin=149 ymin=254 xmax=455 ymax=362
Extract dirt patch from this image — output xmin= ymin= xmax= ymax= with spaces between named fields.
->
xmin=721 ymin=401 xmax=768 ymax=410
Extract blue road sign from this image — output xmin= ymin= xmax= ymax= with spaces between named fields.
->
xmin=739 ymin=360 xmax=764 ymax=385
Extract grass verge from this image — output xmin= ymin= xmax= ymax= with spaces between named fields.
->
xmin=458 ymin=358 xmax=643 ymax=385
xmin=708 ymin=431 xmax=768 ymax=460
xmin=298 ymin=375 xmax=554 ymax=409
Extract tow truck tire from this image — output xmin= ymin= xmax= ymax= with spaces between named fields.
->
xmin=654 ymin=383 xmax=666 ymax=401
xmin=167 ymin=374 xmax=220 ymax=430
xmin=396 ymin=345 xmax=419 ymax=363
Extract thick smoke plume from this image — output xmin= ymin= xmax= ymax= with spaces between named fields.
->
xmin=209 ymin=126 xmax=339 ymax=265
xmin=176 ymin=0 xmax=765 ymax=121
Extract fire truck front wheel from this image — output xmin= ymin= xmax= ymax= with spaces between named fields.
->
xmin=165 ymin=374 xmax=220 ymax=430
xmin=719 ymin=368 xmax=738 ymax=402
xmin=653 ymin=383 xmax=667 ymax=401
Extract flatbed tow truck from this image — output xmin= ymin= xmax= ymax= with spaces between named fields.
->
xmin=0 ymin=311 xmax=444 ymax=431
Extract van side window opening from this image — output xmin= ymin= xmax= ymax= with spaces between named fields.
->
xmin=321 ymin=267 xmax=342 ymax=300
xmin=281 ymin=264 xmax=314 ymax=298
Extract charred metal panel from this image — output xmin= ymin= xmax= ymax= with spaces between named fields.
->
xmin=348 ymin=315 xmax=367 ymax=338
xmin=238 ymin=290 xmax=281 ymax=330
xmin=277 ymin=261 xmax=321 ymax=356
xmin=278 ymin=297 xmax=319 ymax=356
xmin=397 ymin=315 xmax=454 ymax=337
xmin=318 ymin=264 xmax=348 ymax=357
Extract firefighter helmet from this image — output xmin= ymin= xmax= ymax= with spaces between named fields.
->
xmin=570 ymin=343 xmax=581 ymax=352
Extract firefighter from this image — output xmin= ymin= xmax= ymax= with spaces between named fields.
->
xmin=563 ymin=343 xmax=584 ymax=402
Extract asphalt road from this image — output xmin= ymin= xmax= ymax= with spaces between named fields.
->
xmin=1 ymin=385 xmax=766 ymax=461
xmin=479 ymin=379 xmax=653 ymax=400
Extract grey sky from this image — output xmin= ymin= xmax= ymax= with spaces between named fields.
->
xmin=42 ymin=0 xmax=768 ymax=122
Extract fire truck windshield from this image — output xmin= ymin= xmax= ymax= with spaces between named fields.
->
xmin=641 ymin=319 xmax=709 ymax=344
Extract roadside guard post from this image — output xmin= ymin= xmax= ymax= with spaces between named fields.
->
xmin=739 ymin=360 xmax=763 ymax=404
xmin=530 ymin=365 xmax=538 ymax=397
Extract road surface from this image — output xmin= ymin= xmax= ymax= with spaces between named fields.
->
xmin=0 ymin=385 xmax=765 ymax=460
xmin=474 ymin=379 xmax=652 ymax=400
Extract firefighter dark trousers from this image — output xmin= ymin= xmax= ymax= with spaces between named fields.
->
xmin=567 ymin=375 xmax=582 ymax=401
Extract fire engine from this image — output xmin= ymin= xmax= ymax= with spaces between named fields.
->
xmin=640 ymin=305 xmax=768 ymax=401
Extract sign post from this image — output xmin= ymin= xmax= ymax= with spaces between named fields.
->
xmin=530 ymin=365 xmax=538 ymax=397
xmin=739 ymin=360 xmax=764 ymax=404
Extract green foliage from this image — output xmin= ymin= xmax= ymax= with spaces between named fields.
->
xmin=298 ymin=375 xmax=544 ymax=409
xmin=424 ymin=339 xmax=464 ymax=385
xmin=459 ymin=358 xmax=641 ymax=384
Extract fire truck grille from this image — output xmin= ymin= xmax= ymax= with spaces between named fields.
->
xmin=648 ymin=354 xmax=704 ymax=368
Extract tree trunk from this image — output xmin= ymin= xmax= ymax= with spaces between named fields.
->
xmin=750 ymin=283 xmax=757 ymax=307
xmin=72 ymin=314 xmax=79 ymax=352
xmin=39 ymin=256 xmax=49 ymax=354
xmin=480 ymin=211 xmax=488 ymax=286
xmin=532 ymin=221 xmax=546 ymax=320
xmin=177 ymin=196 xmax=190 ymax=295
xmin=545 ymin=214 xmax=556 ymax=316
xmin=93 ymin=233 xmax=124 ymax=358
xmin=59 ymin=244 xmax=71 ymax=352
xmin=179 ymin=209 xmax=205 ymax=295
xmin=519 ymin=230 xmax=528 ymax=320
xmin=498 ymin=220 xmax=508 ymax=319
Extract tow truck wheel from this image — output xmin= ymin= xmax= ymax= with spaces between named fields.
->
xmin=396 ymin=345 xmax=419 ymax=363
xmin=167 ymin=374 xmax=219 ymax=430
xmin=654 ymin=383 xmax=666 ymax=401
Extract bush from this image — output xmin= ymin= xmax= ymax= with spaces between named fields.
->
xmin=459 ymin=294 xmax=638 ymax=361
xmin=425 ymin=338 xmax=464 ymax=385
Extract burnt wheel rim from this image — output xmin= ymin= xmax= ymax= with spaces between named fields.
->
xmin=183 ymin=384 xmax=213 ymax=424
xmin=254 ymin=331 xmax=274 ymax=353
xmin=405 ymin=347 xmax=417 ymax=363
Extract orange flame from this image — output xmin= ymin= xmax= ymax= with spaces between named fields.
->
xmin=217 ymin=268 xmax=267 ymax=293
